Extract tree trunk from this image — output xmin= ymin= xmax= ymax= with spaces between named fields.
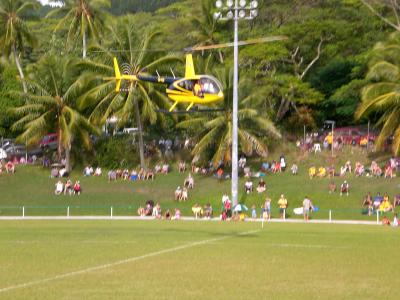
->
xmin=82 ymin=29 xmax=87 ymax=59
xmin=57 ymin=127 xmax=62 ymax=162
xmin=13 ymin=49 xmax=27 ymax=93
xmin=65 ymin=143 xmax=71 ymax=172
xmin=134 ymin=98 xmax=146 ymax=168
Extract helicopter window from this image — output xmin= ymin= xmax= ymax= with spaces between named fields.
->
xmin=178 ymin=80 xmax=193 ymax=91
xmin=199 ymin=78 xmax=220 ymax=94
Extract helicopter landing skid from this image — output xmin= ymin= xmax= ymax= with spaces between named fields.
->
xmin=156 ymin=108 xmax=225 ymax=114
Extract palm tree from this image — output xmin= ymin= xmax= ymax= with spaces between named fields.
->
xmin=10 ymin=54 xmax=100 ymax=171
xmin=189 ymin=0 xmax=224 ymax=63
xmin=47 ymin=0 xmax=110 ymax=58
xmin=0 ymin=0 xmax=38 ymax=92
xmin=78 ymin=18 xmax=180 ymax=168
xmin=356 ymin=33 xmax=400 ymax=155
xmin=177 ymin=67 xmax=281 ymax=166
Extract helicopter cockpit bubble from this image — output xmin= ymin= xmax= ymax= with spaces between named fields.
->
xmin=199 ymin=76 xmax=222 ymax=94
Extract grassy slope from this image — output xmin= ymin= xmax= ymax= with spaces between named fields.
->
xmin=0 ymin=145 xmax=399 ymax=220
xmin=0 ymin=220 xmax=399 ymax=299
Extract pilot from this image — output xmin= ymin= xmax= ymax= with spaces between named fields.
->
xmin=193 ymin=81 xmax=203 ymax=97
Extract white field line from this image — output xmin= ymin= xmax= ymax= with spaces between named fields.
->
xmin=0 ymin=216 xmax=379 ymax=225
xmin=0 ymin=229 xmax=259 ymax=294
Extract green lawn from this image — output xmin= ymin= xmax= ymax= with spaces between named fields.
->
xmin=0 ymin=220 xmax=398 ymax=299
xmin=0 ymin=146 xmax=399 ymax=220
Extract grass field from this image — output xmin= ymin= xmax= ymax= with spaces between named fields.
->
xmin=0 ymin=145 xmax=399 ymax=220
xmin=0 ymin=220 xmax=399 ymax=299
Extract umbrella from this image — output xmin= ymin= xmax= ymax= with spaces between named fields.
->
xmin=0 ymin=149 xmax=7 ymax=160
xmin=51 ymin=163 xmax=64 ymax=168
xmin=233 ymin=204 xmax=248 ymax=212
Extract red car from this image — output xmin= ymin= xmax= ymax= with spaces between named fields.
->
xmin=39 ymin=134 xmax=58 ymax=150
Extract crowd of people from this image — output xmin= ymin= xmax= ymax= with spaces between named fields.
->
xmin=54 ymin=179 xmax=81 ymax=195
xmin=362 ymin=192 xmax=399 ymax=216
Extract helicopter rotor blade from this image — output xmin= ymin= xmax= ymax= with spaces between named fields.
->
xmin=185 ymin=36 xmax=288 ymax=52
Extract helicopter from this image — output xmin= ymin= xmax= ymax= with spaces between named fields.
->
xmin=112 ymin=36 xmax=287 ymax=113
xmin=113 ymin=53 xmax=224 ymax=112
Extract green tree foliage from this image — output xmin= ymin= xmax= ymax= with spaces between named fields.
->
xmin=10 ymin=55 xmax=99 ymax=171
xmin=0 ymin=64 xmax=23 ymax=136
xmin=47 ymin=0 xmax=111 ymax=58
xmin=356 ymin=33 xmax=400 ymax=155
xmin=177 ymin=67 xmax=281 ymax=166
xmin=78 ymin=16 xmax=180 ymax=167
xmin=0 ymin=0 xmax=38 ymax=92
xmin=109 ymin=0 xmax=181 ymax=14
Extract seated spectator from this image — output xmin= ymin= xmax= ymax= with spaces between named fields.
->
xmin=172 ymin=208 xmax=181 ymax=220
xmin=339 ymin=166 xmax=347 ymax=177
xmin=291 ymin=164 xmax=298 ymax=175
xmin=161 ymin=163 xmax=169 ymax=174
xmin=138 ymin=168 xmax=145 ymax=180
xmin=243 ymin=166 xmax=251 ymax=178
xmin=204 ymin=203 xmax=213 ymax=219
xmin=327 ymin=166 xmax=335 ymax=178
xmin=354 ymin=162 xmax=364 ymax=177
xmin=373 ymin=192 xmax=383 ymax=209
xmin=122 ymin=169 xmax=129 ymax=180
xmin=184 ymin=173 xmax=194 ymax=189
xmin=59 ymin=167 xmax=68 ymax=178
xmin=256 ymin=179 xmax=266 ymax=193
xmin=379 ymin=198 xmax=393 ymax=213
xmin=55 ymin=180 xmax=63 ymax=195
xmin=362 ymin=192 xmax=373 ymax=207
xmin=50 ymin=167 xmax=59 ymax=178
xmin=137 ymin=206 xmax=145 ymax=217
xmin=144 ymin=201 xmax=154 ymax=216
xmin=308 ymin=166 xmax=316 ymax=179
xmin=318 ymin=167 xmax=326 ymax=177
xmin=328 ymin=181 xmax=336 ymax=194
xmin=152 ymin=202 xmax=161 ymax=219
xmin=216 ymin=167 xmax=224 ymax=179
xmin=238 ymin=156 xmax=247 ymax=169
xmin=244 ymin=180 xmax=253 ymax=194
xmin=174 ymin=186 xmax=182 ymax=201
xmin=340 ymin=180 xmax=349 ymax=196
xmin=130 ymin=170 xmax=138 ymax=181
xmin=94 ymin=167 xmax=102 ymax=176
xmin=181 ymin=187 xmax=188 ymax=201
xmin=154 ymin=164 xmax=161 ymax=173
xmin=178 ymin=161 xmax=186 ymax=173
xmin=64 ymin=179 xmax=73 ymax=196
xmin=164 ymin=209 xmax=171 ymax=220
xmin=116 ymin=169 xmax=122 ymax=179
xmin=394 ymin=195 xmax=400 ymax=208
xmin=5 ymin=161 xmax=15 ymax=174
xmin=192 ymin=203 xmax=203 ymax=219
xmin=146 ymin=170 xmax=155 ymax=181
xmin=108 ymin=170 xmax=117 ymax=182
xmin=382 ymin=215 xmax=391 ymax=226
xmin=384 ymin=165 xmax=393 ymax=179
xmin=280 ymin=155 xmax=286 ymax=171
xmin=83 ymin=166 xmax=92 ymax=176
xmin=344 ymin=160 xmax=352 ymax=173
xmin=261 ymin=162 xmax=270 ymax=172
xmin=272 ymin=161 xmax=281 ymax=173
xmin=73 ymin=181 xmax=81 ymax=195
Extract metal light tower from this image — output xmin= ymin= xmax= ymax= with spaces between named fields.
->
xmin=214 ymin=0 xmax=258 ymax=206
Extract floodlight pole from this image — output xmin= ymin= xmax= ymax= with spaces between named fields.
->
xmin=214 ymin=0 xmax=258 ymax=207
xmin=232 ymin=0 xmax=239 ymax=207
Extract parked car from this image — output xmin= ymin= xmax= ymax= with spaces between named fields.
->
xmin=39 ymin=134 xmax=58 ymax=151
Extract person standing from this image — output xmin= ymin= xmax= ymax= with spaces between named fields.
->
xmin=303 ymin=196 xmax=314 ymax=221
xmin=277 ymin=194 xmax=288 ymax=219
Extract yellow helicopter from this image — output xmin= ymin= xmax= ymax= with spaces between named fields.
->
xmin=112 ymin=36 xmax=287 ymax=113
xmin=114 ymin=53 xmax=223 ymax=112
